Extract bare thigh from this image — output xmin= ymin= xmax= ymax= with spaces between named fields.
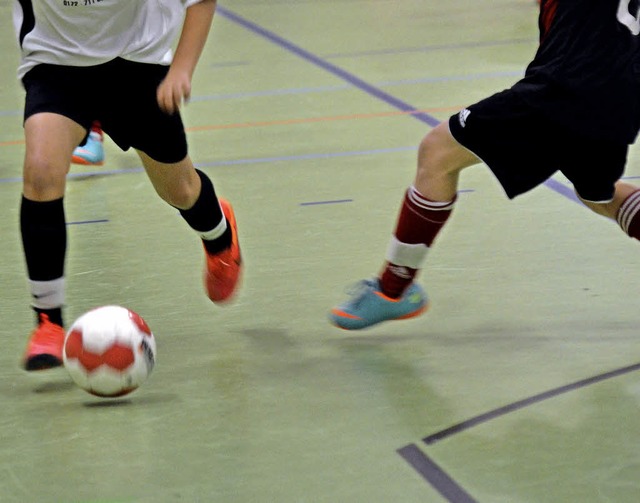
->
xmin=23 ymin=113 xmax=87 ymax=201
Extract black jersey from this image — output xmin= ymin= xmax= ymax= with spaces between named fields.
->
xmin=511 ymin=0 xmax=640 ymax=144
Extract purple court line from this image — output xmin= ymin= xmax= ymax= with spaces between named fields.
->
xmin=216 ymin=6 xmax=587 ymax=210
xmin=189 ymin=71 xmax=521 ymax=103
xmin=0 ymin=147 xmax=417 ymax=184
xmin=300 ymin=199 xmax=353 ymax=206
xmin=542 ymin=178 xmax=581 ymax=205
xmin=197 ymin=146 xmax=416 ymax=167
xmin=210 ymin=60 xmax=250 ymax=68
xmin=423 ymin=361 xmax=640 ymax=445
xmin=397 ymin=444 xmax=479 ymax=503
xmin=67 ymin=219 xmax=108 ymax=225
xmin=0 ymin=70 xmax=520 ymax=114
xmin=216 ymin=6 xmax=440 ymax=127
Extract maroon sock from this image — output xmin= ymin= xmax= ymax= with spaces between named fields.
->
xmin=380 ymin=186 xmax=455 ymax=297
xmin=617 ymin=189 xmax=640 ymax=239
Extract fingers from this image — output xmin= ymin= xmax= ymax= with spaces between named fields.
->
xmin=157 ymin=80 xmax=191 ymax=115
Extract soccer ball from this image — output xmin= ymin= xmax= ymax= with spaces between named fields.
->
xmin=63 ymin=305 xmax=156 ymax=398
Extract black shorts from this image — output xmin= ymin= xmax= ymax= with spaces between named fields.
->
xmin=448 ymin=90 xmax=628 ymax=202
xmin=22 ymin=58 xmax=188 ymax=163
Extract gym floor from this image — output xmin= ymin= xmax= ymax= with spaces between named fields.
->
xmin=2 ymin=1 xmax=640 ymax=502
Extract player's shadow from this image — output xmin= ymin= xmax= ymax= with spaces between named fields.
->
xmin=32 ymin=380 xmax=76 ymax=393
xmin=83 ymin=398 xmax=132 ymax=408
xmin=82 ymin=392 xmax=178 ymax=408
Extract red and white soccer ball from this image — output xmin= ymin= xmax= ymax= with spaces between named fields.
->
xmin=63 ymin=305 xmax=156 ymax=398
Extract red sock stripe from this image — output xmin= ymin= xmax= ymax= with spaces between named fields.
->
xmin=617 ymin=190 xmax=640 ymax=235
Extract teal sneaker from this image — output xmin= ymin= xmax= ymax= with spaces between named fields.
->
xmin=72 ymin=130 xmax=105 ymax=166
xmin=329 ymin=278 xmax=428 ymax=330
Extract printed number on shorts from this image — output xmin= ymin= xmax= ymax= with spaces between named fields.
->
xmin=618 ymin=0 xmax=640 ymax=35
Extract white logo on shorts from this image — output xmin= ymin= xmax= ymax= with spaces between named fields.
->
xmin=458 ymin=108 xmax=471 ymax=128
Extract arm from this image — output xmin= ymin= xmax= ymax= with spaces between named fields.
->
xmin=157 ymin=0 xmax=217 ymax=114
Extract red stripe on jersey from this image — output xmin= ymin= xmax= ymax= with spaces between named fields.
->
xmin=539 ymin=0 xmax=559 ymax=41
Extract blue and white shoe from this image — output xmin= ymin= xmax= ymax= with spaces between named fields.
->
xmin=72 ymin=130 xmax=105 ymax=166
xmin=329 ymin=278 xmax=428 ymax=330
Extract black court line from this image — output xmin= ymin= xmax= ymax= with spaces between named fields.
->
xmin=396 ymin=362 xmax=640 ymax=501
xmin=424 ymin=361 xmax=640 ymax=445
xmin=218 ymin=7 xmax=640 ymax=500
xmin=397 ymin=444 xmax=479 ymax=503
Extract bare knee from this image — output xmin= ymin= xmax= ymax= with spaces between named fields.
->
xmin=577 ymin=181 xmax=638 ymax=219
xmin=23 ymin=154 xmax=68 ymax=201
xmin=414 ymin=123 xmax=480 ymax=198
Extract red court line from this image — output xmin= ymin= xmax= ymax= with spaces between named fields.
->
xmin=0 ymin=106 xmax=458 ymax=148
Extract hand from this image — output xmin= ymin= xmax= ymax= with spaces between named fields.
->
xmin=156 ymin=68 xmax=192 ymax=115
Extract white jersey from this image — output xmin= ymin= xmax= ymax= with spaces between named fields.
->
xmin=13 ymin=0 xmax=203 ymax=79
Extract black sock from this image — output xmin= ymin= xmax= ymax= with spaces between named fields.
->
xmin=20 ymin=196 xmax=66 ymax=280
xmin=34 ymin=307 xmax=64 ymax=327
xmin=178 ymin=169 xmax=231 ymax=254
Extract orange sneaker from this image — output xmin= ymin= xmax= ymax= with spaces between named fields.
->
xmin=23 ymin=314 xmax=65 ymax=371
xmin=203 ymin=199 xmax=242 ymax=303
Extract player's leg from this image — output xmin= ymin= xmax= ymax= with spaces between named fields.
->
xmin=378 ymin=122 xmax=479 ymax=299
xmin=565 ymin=139 xmax=640 ymax=240
xmin=578 ymin=181 xmax=640 ymax=239
xmin=329 ymin=89 xmax=555 ymax=330
xmin=115 ymin=59 xmax=241 ymax=303
xmin=71 ymin=120 xmax=105 ymax=166
xmin=137 ymin=151 xmax=242 ymax=303
xmin=22 ymin=112 xmax=87 ymax=370
xmin=329 ymin=121 xmax=479 ymax=330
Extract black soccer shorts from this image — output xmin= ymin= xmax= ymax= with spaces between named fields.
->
xmin=449 ymin=89 xmax=628 ymax=202
xmin=22 ymin=58 xmax=188 ymax=164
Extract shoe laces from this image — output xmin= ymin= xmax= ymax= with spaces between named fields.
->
xmin=343 ymin=279 xmax=378 ymax=308
xmin=35 ymin=314 xmax=63 ymax=336
xmin=88 ymin=131 xmax=103 ymax=142
xmin=209 ymin=246 xmax=232 ymax=265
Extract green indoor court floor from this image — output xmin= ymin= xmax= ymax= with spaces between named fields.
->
xmin=2 ymin=1 xmax=640 ymax=502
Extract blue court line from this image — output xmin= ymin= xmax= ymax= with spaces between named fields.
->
xmin=376 ymin=71 xmax=522 ymax=87
xmin=324 ymin=38 xmax=536 ymax=59
xmin=216 ymin=6 xmax=440 ymax=127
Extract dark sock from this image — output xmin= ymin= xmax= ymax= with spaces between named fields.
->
xmin=20 ymin=196 xmax=66 ymax=280
xmin=380 ymin=187 xmax=455 ymax=298
xmin=34 ymin=307 xmax=63 ymax=327
xmin=178 ymin=169 xmax=231 ymax=254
